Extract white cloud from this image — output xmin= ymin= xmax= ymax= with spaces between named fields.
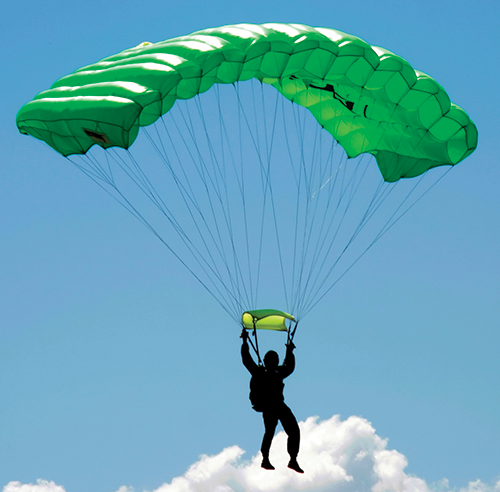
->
xmin=2 ymin=415 xmax=499 ymax=492
xmin=2 ymin=480 xmax=65 ymax=492
xmin=457 ymin=480 xmax=500 ymax=492
xmin=136 ymin=415 xmax=498 ymax=492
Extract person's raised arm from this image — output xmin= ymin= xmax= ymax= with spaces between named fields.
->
xmin=241 ymin=329 xmax=258 ymax=375
xmin=281 ymin=340 xmax=296 ymax=378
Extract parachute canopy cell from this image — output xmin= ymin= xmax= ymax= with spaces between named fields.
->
xmin=16 ymin=23 xmax=477 ymax=183
xmin=242 ymin=309 xmax=295 ymax=331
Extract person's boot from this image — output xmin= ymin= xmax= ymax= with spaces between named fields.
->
xmin=261 ymin=458 xmax=275 ymax=470
xmin=288 ymin=458 xmax=304 ymax=473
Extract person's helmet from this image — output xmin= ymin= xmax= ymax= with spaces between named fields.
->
xmin=263 ymin=350 xmax=279 ymax=370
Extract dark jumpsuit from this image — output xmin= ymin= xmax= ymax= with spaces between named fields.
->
xmin=241 ymin=340 xmax=300 ymax=461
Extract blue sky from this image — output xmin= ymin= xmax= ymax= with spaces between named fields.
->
xmin=1 ymin=1 xmax=499 ymax=492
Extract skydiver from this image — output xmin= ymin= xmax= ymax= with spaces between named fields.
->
xmin=240 ymin=328 xmax=303 ymax=473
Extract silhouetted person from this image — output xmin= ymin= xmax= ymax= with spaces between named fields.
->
xmin=240 ymin=329 xmax=303 ymax=473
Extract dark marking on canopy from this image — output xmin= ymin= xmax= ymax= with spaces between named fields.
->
xmin=309 ymin=83 xmax=354 ymax=112
xmin=83 ymin=128 xmax=111 ymax=144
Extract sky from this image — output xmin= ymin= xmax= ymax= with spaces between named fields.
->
xmin=1 ymin=1 xmax=499 ymax=492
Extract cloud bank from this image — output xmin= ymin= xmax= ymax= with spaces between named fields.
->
xmin=3 ymin=415 xmax=499 ymax=492
xmin=2 ymin=481 xmax=65 ymax=492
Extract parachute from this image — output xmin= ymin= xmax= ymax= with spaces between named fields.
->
xmin=16 ymin=23 xmax=478 ymax=329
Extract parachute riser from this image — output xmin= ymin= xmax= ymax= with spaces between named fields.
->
xmin=287 ymin=320 xmax=299 ymax=345
xmin=249 ymin=319 xmax=298 ymax=367
xmin=242 ymin=311 xmax=298 ymax=365
xmin=250 ymin=320 xmax=262 ymax=365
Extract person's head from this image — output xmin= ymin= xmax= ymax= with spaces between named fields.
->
xmin=263 ymin=350 xmax=279 ymax=370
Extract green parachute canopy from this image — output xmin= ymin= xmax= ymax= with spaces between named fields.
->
xmin=242 ymin=309 xmax=295 ymax=331
xmin=15 ymin=24 xmax=479 ymax=324
xmin=17 ymin=23 xmax=477 ymax=182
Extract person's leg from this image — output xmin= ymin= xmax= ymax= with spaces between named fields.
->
xmin=279 ymin=404 xmax=303 ymax=473
xmin=261 ymin=410 xmax=278 ymax=469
